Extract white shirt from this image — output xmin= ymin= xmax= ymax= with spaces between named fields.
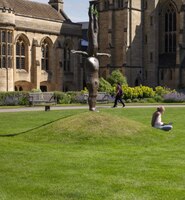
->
xmin=154 ymin=112 xmax=163 ymax=127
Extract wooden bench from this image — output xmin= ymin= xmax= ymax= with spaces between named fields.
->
xmin=83 ymin=92 xmax=110 ymax=104
xmin=29 ymin=92 xmax=57 ymax=111
xmin=96 ymin=92 xmax=110 ymax=103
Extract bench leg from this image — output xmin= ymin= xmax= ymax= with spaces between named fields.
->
xmin=45 ymin=106 xmax=50 ymax=111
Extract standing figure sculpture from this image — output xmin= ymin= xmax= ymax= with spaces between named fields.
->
xmin=71 ymin=0 xmax=110 ymax=111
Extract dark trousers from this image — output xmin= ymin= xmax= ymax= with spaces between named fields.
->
xmin=113 ymin=95 xmax=125 ymax=107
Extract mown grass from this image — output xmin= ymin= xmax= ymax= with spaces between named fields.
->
xmin=0 ymin=107 xmax=185 ymax=200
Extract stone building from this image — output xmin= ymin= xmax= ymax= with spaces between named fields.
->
xmin=98 ymin=0 xmax=185 ymax=89
xmin=0 ymin=0 xmax=82 ymax=92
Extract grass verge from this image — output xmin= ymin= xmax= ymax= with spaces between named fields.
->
xmin=0 ymin=107 xmax=184 ymax=200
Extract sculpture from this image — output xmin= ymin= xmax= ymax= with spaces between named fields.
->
xmin=71 ymin=0 xmax=110 ymax=111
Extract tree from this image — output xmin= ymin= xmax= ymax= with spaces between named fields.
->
xmin=107 ymin=70 xmax=127 ymax=86
xmin=99 ymin=77 xmax=113 ymax=93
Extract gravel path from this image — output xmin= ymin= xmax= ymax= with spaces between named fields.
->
xmin=0 ymin=104 xmax=185 ymax=113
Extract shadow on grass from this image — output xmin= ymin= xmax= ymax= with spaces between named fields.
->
xmin=0 ymin=115 xmax=73 ymax=137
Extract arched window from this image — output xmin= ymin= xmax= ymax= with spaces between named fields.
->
xmin=169 ymin=69 xmax=173 ymax=80
xmin=64 ymin=47 xmax=70 ymax=72
xmin=19 ymin=86 xmax=23 ymax=91
xmin=0 ymin=30 xmax=13 ymax=68
xmin=118 ymin=0 xmax=123 ymax=8
xmin=104 ymin=0 xmax=109 ymax=10
xmin=135 ymin=79 xmax=139 ymax=86
xmin=63 ymin=40 xmax=73 ymax=72
xmin=144 ymin=0 xmax=148 ymax=9
xmin=164 ymin=3 xmax=176 ymax=53
xmin=41 ymin=40 xmax=50 ymax=71
xmin=63 ymin=39 xmax=74 ymax=72
xmin=161 ymin=70 xmax=164 ymax=80
xmin=16 ymin=37 xmax=27 ymax=70
xmin=40 ymin=85 xmax=47 ymax=92
xmin=113 ymin=0 xmax=115 ymax=8
xmin=115 ymin=0 xmax=123 ymax=8
xmin=145 ymin=70 xmax=148 ymax=80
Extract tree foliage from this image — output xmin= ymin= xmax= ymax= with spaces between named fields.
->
xmin=99 ymin=77 xmax=113 ymax=93
xmin=107 ymin=70 xmax=128 ymax=86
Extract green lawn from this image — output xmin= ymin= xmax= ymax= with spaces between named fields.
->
xmin=0 ymin=107 xmax=185 ymax=200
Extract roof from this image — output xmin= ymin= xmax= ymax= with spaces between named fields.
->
xmin=0 ymin=0 xmax=66 ymax=21
xmin=78 ymin=22 xmax=89 ymax=29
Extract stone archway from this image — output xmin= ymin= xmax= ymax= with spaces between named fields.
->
xmin=14 ymin=81 xmax=32 ymax=91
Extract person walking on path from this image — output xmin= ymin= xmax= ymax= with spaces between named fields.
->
xmin=112 ymin=83 xmax=125 ymax=108
xmin=151 ymin=106 xmax=173 ymax=131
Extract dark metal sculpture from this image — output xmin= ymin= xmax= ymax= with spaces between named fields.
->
xmin=71 ymin=0 xmax=110 ymax=111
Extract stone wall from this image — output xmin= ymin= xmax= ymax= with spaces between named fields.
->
xmin=98 ymin=0 xmax=185 ymax=89
xmin=0 ymin=7 xmax=82 ymax=92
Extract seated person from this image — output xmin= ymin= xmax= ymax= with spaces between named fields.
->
xmin=151 ymin=106 xmax=173 ymax=131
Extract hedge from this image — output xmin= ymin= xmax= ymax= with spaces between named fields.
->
xmin=0 ymin=86 xmax=180 ymax=106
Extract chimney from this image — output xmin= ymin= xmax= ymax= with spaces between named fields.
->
xmin=48 ymin=0 xmax=64 ymax=12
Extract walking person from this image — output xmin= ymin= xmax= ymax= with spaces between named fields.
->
xmin=112 ymin=83 xmax=125 ymax=108
xmin=151 ymin=106 xmax=173 ymax=131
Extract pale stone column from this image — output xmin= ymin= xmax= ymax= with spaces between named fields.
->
xmin=55 ymin=46 xmax=63 ymax=90
xmin=32 ymin=39 xmax=41 ymax=90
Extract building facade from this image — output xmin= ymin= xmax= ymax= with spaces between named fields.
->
xmin=98 ymin=0 xmax=185 ymax=89
xmin=0 ymin=0 xmax=82 ymax=92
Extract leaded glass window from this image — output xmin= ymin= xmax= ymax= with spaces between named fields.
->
xmin=165 ymin=3 xmax=176 ymax=53
xmin=64 ymin=47 xmax=71 ymax=72
xmin=118 ymin=0 xmax=123 ymax=8
xmin=104 ymin=0 xmax=109 ymax=10
xmin=16 ymin=38 xmax=26 ymax=69
xmin=41 ymin=41 xmax=49 ymax=71
xmin=0 ymin=30 xmax=13 ymax=68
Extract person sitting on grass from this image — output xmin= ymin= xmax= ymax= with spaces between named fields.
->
xmin=151 ymin=106 xmax=173 ymax=131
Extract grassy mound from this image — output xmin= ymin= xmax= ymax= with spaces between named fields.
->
xmin=19 ymin=111 xmax=147 ymax=143
xmin=1 ymin=108 xmax=185 ymax=200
